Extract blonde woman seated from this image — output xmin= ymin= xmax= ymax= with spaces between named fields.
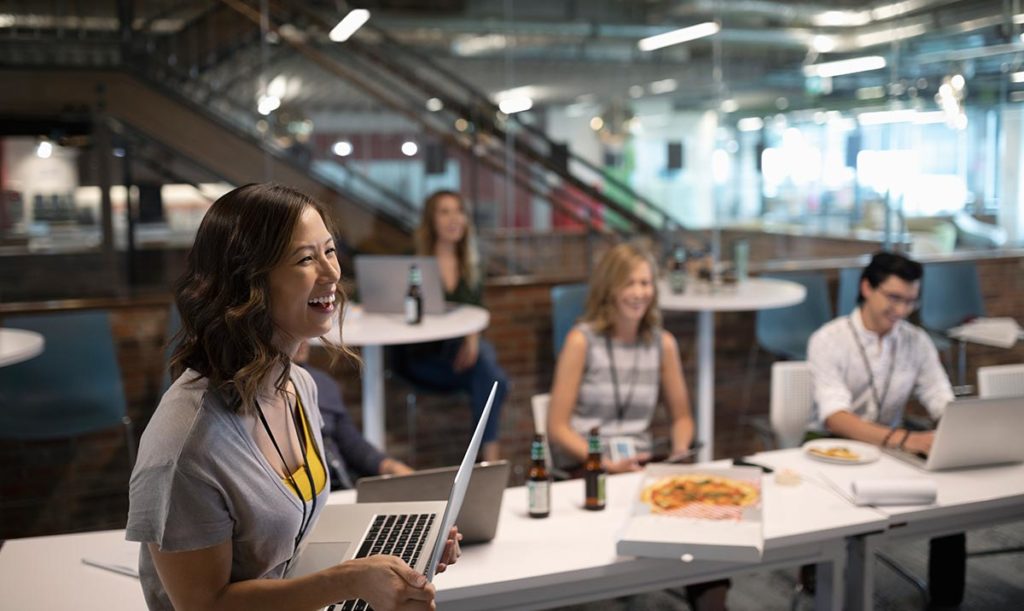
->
xmin=547 ymin=242 xmax=728 ymax=610
xmin=548 ymin=242 xmax=695 ymax=473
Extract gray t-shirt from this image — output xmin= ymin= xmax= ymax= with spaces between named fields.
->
xmin=126 ymin=367 xmax=329 ymax=610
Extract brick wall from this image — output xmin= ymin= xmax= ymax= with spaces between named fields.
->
xmin=2 ymin=253 xmax=1023 ymax=539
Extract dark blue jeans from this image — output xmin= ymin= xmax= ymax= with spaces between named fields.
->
xmin=392 ymin=337 xmax=508 ymax=443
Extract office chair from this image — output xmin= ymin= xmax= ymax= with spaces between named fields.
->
xmin=836 ymin=267 xmax=862 ymax=317
xmin=550 ymin=283 xmax=588 ymax=358
xmin=0 ymin=310 xmax=136 ymax=463
xmin=756 ymin=273 xmax=834 ymax=361
xmin=920 ymin=261 xmax=986 ymax=392
xmin=977 ymin=363 xmax=1024 ymax=399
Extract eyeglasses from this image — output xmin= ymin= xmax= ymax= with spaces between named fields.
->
xmin=878 ymin=290 xmax=919 ymax=311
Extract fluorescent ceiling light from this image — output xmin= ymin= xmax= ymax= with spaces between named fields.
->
xmin=36 ymin=140 xmax=53 ymax=159
xmin=812 ymin=35 xmax=836 ymax=53
xmin=332 ymin=141 xmax=353 ymax=157
xmin=329 ymin=9 xmax=370 ymax=42
xmin=638 ymin=22 xmax=719 ymax=52
xmin=453 ymin=33 xmax=507 ymax=56
xmin=1011 ymin=71 xmax=1024 ymax=83
xmin=498 ymin=96 xmax=533 ymax=114
xmin=857 ymin=109 xmax=946 ymax=126
xmin=804 ymin=56 xmax=886 ymax=78
xmin=401 ymin=141 xmax=418 ymax=156
xmin=855 ymin=23 xmax=927 ymax=48
xmin=257 ymin=95 xmax=281 ymax=115
xmin=649 ymin=78 xmax=678 ymax=95
xmin=720 ymin=99 xmax=739 ymax=113
xmin=856 ymin=86 xmax=886 ymax=100
xmin=426 ymin=97 xmax=444 ymax=112
xmin=812 ymin=10 xmax=871 ymax=27
xmin=737 ymin=117 xmax=764 ymax=132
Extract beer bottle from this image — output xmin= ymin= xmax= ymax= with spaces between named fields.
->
xmin=404 ymin=264 xmax=423 ymax=325
xmin=527 ymin=434 xmax=551 ymax=518
xmin=583 ymin=427 xmax=606 ymax=511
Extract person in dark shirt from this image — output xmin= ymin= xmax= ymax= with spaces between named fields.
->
xmin=392 ymin=190 xmax=508 ymax=462
xmin=294 ymin=341 xmax=412 ymax=490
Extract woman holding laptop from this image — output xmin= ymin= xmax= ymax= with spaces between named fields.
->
xmin=126 ymin=183 xmax=458 ymax=611
xmin=392 ymin=190 xmax=508 ymax=462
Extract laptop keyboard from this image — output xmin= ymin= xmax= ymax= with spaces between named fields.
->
xmin=333 ymin=513 xmax=437 ymax=611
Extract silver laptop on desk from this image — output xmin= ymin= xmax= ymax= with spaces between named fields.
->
xmin=886 ymin=396 xmax=1024 ymax=471
xmin=354 ymin=255 xmax=447 ymax=315
xmin=287 ymin=381 xmax=499 ymax=597
xmin=357 ymin=461 xmax=510 ymax=544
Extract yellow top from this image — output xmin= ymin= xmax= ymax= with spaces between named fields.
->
xmin=283 ymin=396 xmax=327 ymax=501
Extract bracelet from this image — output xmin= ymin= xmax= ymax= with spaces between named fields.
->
xmin=898 ymin=429 xmax=912 ymax=450
xmin=880 ymin=427 xmax=899 ymax=448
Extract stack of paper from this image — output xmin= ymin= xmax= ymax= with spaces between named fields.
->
xmin=948 ymin=317 xmax=1023 ymax=349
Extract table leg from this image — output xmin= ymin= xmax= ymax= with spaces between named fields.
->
xmin=846 ymin=533 xmax=879 ymax=611
xmin=814 ymin=539 xmax=846 ymax=611
xmin=697 ymin=310 xmax=714 ymax=463
xmin=361 ymin=345 xmax=386 ymax=450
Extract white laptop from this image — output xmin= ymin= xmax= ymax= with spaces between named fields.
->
xmin=354 ymin=255 xmax=447 ymax=315
xmin=886 ymin=396 xmax=1024 ymax=471
xmin=286 ymin=381 xmax=499 ymax=605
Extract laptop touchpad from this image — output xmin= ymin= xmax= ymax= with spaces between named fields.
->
xmin=290 ymin=542 xmax=352 ymax=577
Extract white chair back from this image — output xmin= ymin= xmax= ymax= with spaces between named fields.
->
xmin=531 ymin=393 xmax=554 ymax=470
xmin=978 ymin=364 xmax=1024 ymax=399
xmin=770 ymin=361 xmax=814 ymax=449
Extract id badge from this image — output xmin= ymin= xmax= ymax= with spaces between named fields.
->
xmin=608 ymin=436 xmax=637 ymax=462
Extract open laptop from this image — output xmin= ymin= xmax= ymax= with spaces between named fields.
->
xmin=886 ymin=396 xmax=1024 ymax=471
xmin=356 ymin=461 xmax=510 ymax=544
xmin=286 ymin=381 xmax=499 ymax=600
xmin=354 ymin=255 xmax=447 ymax=315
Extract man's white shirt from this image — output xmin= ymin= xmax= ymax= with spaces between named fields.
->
xmin=807 ymin=308 xmax=954 ymax=430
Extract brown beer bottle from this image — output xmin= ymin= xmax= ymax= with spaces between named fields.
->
xmin=583 ymin=427 xmax=606 ymax=511
xmin=404 ymin=263 xmax=423 ymax=325
xmin=527 ymin=434 xmax=551 ymax=518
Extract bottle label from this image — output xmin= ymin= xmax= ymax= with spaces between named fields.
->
xmin=585 ymin=471 xmax=606 ymax=506
xmin=597 ymin=473 xmax=606 ymax=504
xmin=528 ymin=480 xmax=550 ymax=514
xmin=404 ymin=296 xmax=420 ymax=324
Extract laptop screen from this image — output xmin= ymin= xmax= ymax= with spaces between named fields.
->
xmin=423 ymin=380 xmax=498 ymax=581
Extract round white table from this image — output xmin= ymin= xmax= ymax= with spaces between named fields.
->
xmin=659 ymin=277 xmax=806 ymax=462
xmin=0 ymin=328 xmax=45 ymax=367
xmin=320 ymin=304 xmax=490 ymax=449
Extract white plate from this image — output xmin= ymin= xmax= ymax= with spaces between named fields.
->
xmin=802 ymin=439 xmax=880 ymax=465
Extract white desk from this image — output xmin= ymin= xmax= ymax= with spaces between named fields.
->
xmin=0 ymin=454 xmax=888 ymax=611
xmin=751 ymin=448 xmax=1024 ymax=610
xmin=320 ymin=304 xmax=489 ymax=449
xmin=659 ymin=278 xmax=806 ymax=461
xmin=0 ymin=327 xmax=45 ymax=367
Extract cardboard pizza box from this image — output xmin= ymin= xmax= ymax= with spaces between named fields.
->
xmin=616 ymin=464 xmax=764 ymax=563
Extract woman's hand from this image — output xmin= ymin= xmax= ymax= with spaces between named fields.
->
xmin=453 ymin=334 xmax=480 ymax=372
xmin=602 ymin=457 xmax=642 ymax=474
xmin=434 ymin=526 xmax=463 ymax=574
xmin=339 ymin=555 xmax=435 ymax=611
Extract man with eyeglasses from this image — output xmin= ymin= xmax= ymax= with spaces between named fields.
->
xmin=807 ymin=251 xmax=965 ymax=609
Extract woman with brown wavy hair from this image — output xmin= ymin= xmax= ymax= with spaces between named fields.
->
xmin=394 ymin=190 xmax=507 ymax=462
xmin=126 ymin=183 xmax=457 ymax=611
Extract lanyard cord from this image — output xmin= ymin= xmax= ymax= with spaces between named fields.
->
xmin=846 ymin=317 xmax=898 ymax=423
xmin=255 ymin=390 xmax=318 ymax=570
xmin=605 ymin=334 xmax=641 ymax=425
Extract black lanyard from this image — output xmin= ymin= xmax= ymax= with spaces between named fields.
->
xmin=605 ymin=335 xmax=641 ymax=425
xmin=847 ymin=317 xmax=898 ymax=423
xmin=255 ymin=389 xmax=320 ymax=572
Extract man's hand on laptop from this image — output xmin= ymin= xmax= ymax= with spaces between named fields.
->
xmin=435 ymin=526 xmax=463 ymax=574
xmin=903 ymin=431 xmax=934 ymax=456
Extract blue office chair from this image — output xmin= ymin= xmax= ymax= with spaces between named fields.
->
xmin=756 ymin=273 xmax=834 ymax=361
xmin=836 ymin=267 xmax=862 ymax=317
xmin=551 ymin=283 xmax=588 ymax=358
xmin=0 ymin=310 xmax=135 ymax=464
xmin=920 ymin=261 xmax=985 ymax=390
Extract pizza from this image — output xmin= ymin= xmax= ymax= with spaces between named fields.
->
xmin=807 ymin=445 xmax=860 ymax=461
xmin=641 ymin=474 xmax=760 ymax=515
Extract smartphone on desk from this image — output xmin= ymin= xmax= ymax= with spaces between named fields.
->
xmin=661 ymin=442 xmax=705 ymax=464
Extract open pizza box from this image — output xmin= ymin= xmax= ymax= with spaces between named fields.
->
xmin=616 ymin=464 xmax=764 ymax=563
